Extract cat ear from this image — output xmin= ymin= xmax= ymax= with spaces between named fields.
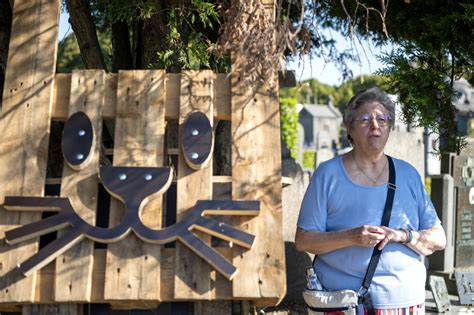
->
xmin=62 ymin=111 xmax=94 ymax=171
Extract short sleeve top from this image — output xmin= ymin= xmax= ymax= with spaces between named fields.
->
xmin=297 ymin=155 xmax=441 ymax=309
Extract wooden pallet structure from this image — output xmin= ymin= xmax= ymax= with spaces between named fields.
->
xmin=0 ymin=0 xmax=286 ymax=311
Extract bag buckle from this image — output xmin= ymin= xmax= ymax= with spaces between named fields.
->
xmin=388 ymin=183 xmax=396 ymax=190
xmin=357 ymin=286 xmax=369 ymax=298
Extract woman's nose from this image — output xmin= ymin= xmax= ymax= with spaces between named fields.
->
xmin=370 ymin=117 xmax=380 ymax=129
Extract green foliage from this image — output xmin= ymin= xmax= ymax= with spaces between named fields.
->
xmin=102 ymin=0 xmax=156 ymax=22
xmin=280 ymin=75 xmax=387 ymax=111
xmin=281 ymin=78 xmax=336 ymax=104
xmin=57 ymin=30 xmax=113 ymax=73
xmin=298 ymin=79 xmax=336 ymax=104
xmin=468 ymin=119 xmax=474 ymax=137
xmin=153 ymin=3 xmax=220 ymax=71
xmin=57 ymin=34 xmax=84 ymax=72
xmin=425 ymin=176 xmax=431 ymax=196
xmin=146 ymin=1 xmax=228 ymax=71
xmin=302 ymin=150 xmax=317 ymax=170
xmin=307 ymin=1 xmax=473 ymax=154
xmin=61 ymin=0 xmax=228 ymax=72
xmin=280 ymin=97 xmax=299 ymax=159
xmin=335 ymin=75 xmax=388 ymax=112
xmin=377 ymin=44 xmax=466 ymax=153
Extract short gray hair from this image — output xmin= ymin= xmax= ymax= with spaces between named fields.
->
xmin=343 ymin=87 xmax=396 ymax=130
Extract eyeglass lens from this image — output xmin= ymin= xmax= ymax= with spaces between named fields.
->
xmin=356 ymin=114 xmax=391 ymax=126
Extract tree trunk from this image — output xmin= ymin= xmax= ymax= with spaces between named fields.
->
xmin=111 ymin=20 xmax=133 ymax=72
xmin=439 ymin=97 xmax=460 ymax=154
xmin=0 ymin=0 xmax=12 ymax=109
xmin=140 ymin=0 xmax=192 ymax=72
xmin=65 ymin=0 xmax=107 ymax=70
xmin=140 ymin=5 xmax=168 ymax=69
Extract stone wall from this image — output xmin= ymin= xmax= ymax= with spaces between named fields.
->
xmin=385 ymin=125 xmax=425 ymax=178
xmin=281 ymin=154 xmax=311 ymax=304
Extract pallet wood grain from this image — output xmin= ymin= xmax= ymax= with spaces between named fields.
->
xmin=174 ymin=70 xmax=214 ymax=299
xmin=230 ymin=1 xmax=286 ymax=301
xmin=0 ymin=0 xmax=60 ymax=303
xmin=231 ymin=72 xmax=286 ymax=302
xmin=52 ymin=73 xmax=231 ymax=120
xmin=104 ymin=70 xmax=165 ymax=304
xmin=54 ymin=70 xmax=105 ymax=302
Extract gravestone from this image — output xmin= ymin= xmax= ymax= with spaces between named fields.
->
xmin=455 ymin=269 xmax=474 ymax=306
xmin=429 ymin=275 xmax=451 ymax=312
xmin=453 ymin=140 xmax=474 ymax=267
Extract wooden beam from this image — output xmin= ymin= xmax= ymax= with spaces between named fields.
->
xmin=55 ymin=70 xmax=105 ymax=302
xmin=52 ymin=73 xmax=231 ymax=120
xmin=104 ymin=70 xmax=165 ymax=302
xmin=0 ymin=0 xmax=60 ymax=303
xmin=174 ymin=70 xmax=213 ymax=299
xmin=230 ymin=0 xmax=286 ymax=303
xmin=44 ymin=175 xmax=294 ymax=186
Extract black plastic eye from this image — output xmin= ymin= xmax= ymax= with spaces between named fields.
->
xmin=62 ymin=111 xmax=94 ymax=170
xmin=181 ymin=111 xmax=214 ymax=170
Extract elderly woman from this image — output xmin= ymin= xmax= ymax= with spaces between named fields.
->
xmin=295 ymin=87 xmax=446 ymax=314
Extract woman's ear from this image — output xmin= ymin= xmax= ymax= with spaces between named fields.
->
xmin=347 ymin=134 xmax=353 ymax=144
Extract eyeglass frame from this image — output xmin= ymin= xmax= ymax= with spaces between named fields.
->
xmin=352 ymin=113 xmax=393 ymax=127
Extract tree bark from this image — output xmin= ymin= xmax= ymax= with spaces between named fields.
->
xmin=0 ymin=0 xmax=12 ymax=109
xmin=111 ymin=20 xmax=133 ymax=72
xmin=65 ymin=0 xmax=107 ymax=70
xmin=132 ymin=19 xmax=144 ymax=69
xmin=140 ymin=1 xmax=173 ymax=69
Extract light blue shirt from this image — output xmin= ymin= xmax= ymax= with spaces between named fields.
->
xmin=297 ymin=155 xmax=441 ymax=309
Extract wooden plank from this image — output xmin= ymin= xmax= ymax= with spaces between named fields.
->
xmin=34 ymin=249 xmax=233 ymax=304
xmin=212 ymin=248 xmax=232 ymax=299
xmin=104 ymin=70 xmax=165 ymax=302
xmin=43 ymin=175 xmax=293 ymax=186
xmin=35 ymin=262 xmax=55 ymax=303
xmin=159 ymin=248 xmax=175 ymax=301
xmin=22 ymin=304 xmax=83 ymax=315
xmin=231 ymin=75 xmax=286 ymax=300
xmin=0 ymin=0 xmax=60 ymax=303
xmin=54 ymin=70 xmax=105 ymax=302
xmin=174 ymin=70 xmax=213 ymax=299
xmin=52 ymin=74 xmax=71 ymax=119
xmin=230 ymin=1 xmax=286 ymax=301
xmin=51 ymin=73 xmax=230 ymax=120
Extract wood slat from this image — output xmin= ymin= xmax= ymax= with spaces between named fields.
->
xmin=230 ymin=1 xmax=286 ymax=301
xmin=104 ymin=70 xmax=165 ymax=302
xmin=231 ymin=72 xmax=286 ymax=301
xmin=52 ymin=73 xmax=231 ymax=120
xmin=174 ymin=70 xmax=214 ymax=299
xmin=0 ymin=0 xmax=60 ymax=303
xmin=44 ymin=175 xmax=293 ymax=186
xmin=54 ymin=70 xmax=105 ymax=302
xmin=22 ymin=304 xmax=83 ymax=315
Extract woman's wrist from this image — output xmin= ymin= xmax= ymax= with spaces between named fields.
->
xmin=399 ymin=228 xmax=413 ymax=244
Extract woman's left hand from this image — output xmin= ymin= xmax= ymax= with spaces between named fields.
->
xmin=376 ymin=227 xmax=405 ymax=250
xmin=376 ymin=225 xmax=446 ymax=255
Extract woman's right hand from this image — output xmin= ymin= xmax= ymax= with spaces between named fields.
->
xmin=295 ymin=225 xmax=387 ymax=255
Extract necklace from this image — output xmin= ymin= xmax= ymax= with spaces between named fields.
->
xmin=352 ymin=153 xmax=387 ymax=186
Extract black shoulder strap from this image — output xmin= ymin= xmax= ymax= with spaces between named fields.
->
xmin=358 ymin=155 xmax=396 ymax=315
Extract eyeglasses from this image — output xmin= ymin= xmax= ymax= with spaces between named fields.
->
xmin=353 ymin=114 xmax=392 ymax=127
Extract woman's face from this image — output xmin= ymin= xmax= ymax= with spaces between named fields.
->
xmin=348 ymin=101 xmax=391 ymax=154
